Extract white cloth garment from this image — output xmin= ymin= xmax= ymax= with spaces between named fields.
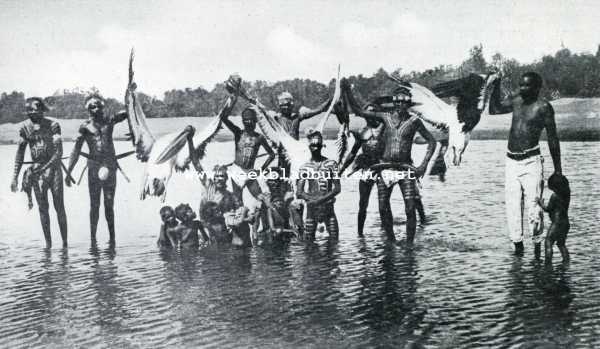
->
xmin=505 ymin=154 xmax=545 ymax=243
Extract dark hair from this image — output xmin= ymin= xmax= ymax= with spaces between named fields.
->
xmin=241 ymin=107 xmax=257 ymax=120
xmin=548 ymin=173 xmax=570 ymax=200
xmin=25 ymin=97 xmax=49 ymax=111
xmin=213 ymin=165 xmax=228 ymax=178
xmin=306 ymin=129 xmax=323 ymax=140
xmin=160 ymin=205 xmax=174 ymax=216
xmin=174 ymin=203 xmax=192 ymax=220
xmin=522 ymin=72 xmax=543 ymax=89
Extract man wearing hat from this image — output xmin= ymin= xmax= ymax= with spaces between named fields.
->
xmin=11 ymin=97 xmax=68 ymax=247
xmin=342 ymin=79 xmax=436 ymax=243
xmin=65 ymin=94 xmax=128 ymax=245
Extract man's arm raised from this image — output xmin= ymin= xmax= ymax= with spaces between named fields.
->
xmin=543 ymin=102 xmax=562 ymax=175
xmin=298 ymin=96 xmax=333 ymax=121
xmin=219 ymin=95 xmax=241 ymax=137
xmin=488 ymin=78 xmax=513 ymax=115
xmin=341 ymin=78 xmax=384 ymax=123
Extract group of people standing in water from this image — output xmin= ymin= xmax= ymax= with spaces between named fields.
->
xmin=10 ymin=70 xmax=571 ymax=264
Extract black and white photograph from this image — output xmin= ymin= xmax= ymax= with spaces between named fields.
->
xmin=0 ymin=0 xmax=598 ymax=347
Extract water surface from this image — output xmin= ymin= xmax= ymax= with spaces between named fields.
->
xmin=0 ymin=141 xmax=598 ymax=348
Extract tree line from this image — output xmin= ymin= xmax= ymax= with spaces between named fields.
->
xmin=2 ymin=45 xmax=600 ymax=124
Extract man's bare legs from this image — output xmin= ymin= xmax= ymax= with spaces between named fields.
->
xmin=103 ymin=173 xmax=117 ymax=244
xmin=376 ymin=180 xmax=395 ymax=241
xmin=404 ymin=198 xmax=417 ymax=244
xmin=88 ymin=172 xmax=102 ymax=242
xmin=50 ymin=170 xmax=68 ymax=247
xmin=33 ymin=182 xmax=52 ymax=247
xmin=358 ymin=179 xmax=375 ymax=236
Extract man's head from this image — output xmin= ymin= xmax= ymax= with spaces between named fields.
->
xmin=241 ymin=107 xmax=257 ymax=131
xmin=159 ymin=206 xmax=177 ymax=224
xmin=213 ymin=165 xmax=229 ymax=189
xmin=519 ymin=72 xmax=543 ymax=100
xmin=277 ymin=91 xmax=294 ymax=116
xmin=25 ymin=97 xmax=48 ymax=123
xmin=307 ymin=129 xmax=323 ymax=155
xmin=85 ymin=94 xmax=105 ymax=119
xmin=175 ymin=203 xmax=196 ymax=222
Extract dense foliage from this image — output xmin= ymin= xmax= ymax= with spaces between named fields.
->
xmin=2 ymin=45 xmax=599 ymax=123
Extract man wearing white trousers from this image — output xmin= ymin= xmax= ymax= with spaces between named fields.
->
xmin=489 ymin=71 xmax=562 ymax=257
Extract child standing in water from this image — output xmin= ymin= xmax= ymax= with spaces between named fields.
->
xmin=537 ymin=173 xmax=571 ymax=264
xmin=175 ymin=203 xmax=205 ymax=249
xmin=157 ymin=206 xmax=180 ymax=248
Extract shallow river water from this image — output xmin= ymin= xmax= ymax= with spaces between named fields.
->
xmin=0 ymin=140 xmax=599 ymax=348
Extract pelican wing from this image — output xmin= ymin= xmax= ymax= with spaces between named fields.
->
xmin=174 ymin=115 xmax=222 ymax=171
xmin=401 ymin=81 xmax=456 ymax=129
xmin=125 ymin=50 xmax=155 ymax=162
xmin=431 ymin=73 xmax=499 ymax=132
xmin=253 ymin=105 xmax=309 ymax=177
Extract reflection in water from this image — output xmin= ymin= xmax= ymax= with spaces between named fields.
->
xmin=502 ymin=257 xmax=575 ymax=347
xmin=0 ymin=141 xmax=598 ymax=348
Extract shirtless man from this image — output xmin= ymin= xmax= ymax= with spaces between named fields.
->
xmin=339 ymin=105 xmax=385 ymax=236
xmin=342 ymin=79 xmax=436 ymax=243
xmin=296 ymin=130 xmax=341 ymax=240
xmin=11 ymin=97 xmax=68 ymax=247
xmin=221 ymin=107 xmax=275 ymax=201
xmin=489 ymin=72 xmax=562 ymax=256
xmin=66 ymin=94 xmax=128 ymax=244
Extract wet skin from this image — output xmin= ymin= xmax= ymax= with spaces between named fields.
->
xmin=489 ymin=75 xmax=562 ymax=174
xmin=66 ymin=99 xmax=127 ymax=244
xmin=11 ymin=100 xmax=68 ymax=247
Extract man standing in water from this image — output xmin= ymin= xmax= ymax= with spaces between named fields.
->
xmin=65 ymin=94 xmax=128 ymax=244
xmin=296 ymin=130 xmax=341 ymax=240
xmin=339 ymin=104 xmax=385 ymax=237
xmin=489 ymin=72 xmax=562 ymax=256
xmin=221 ymin=106 xmax=275 ymax=201
xmin=342 ymin=79 xmax=436 ymax=243
xmin=11 ymin=97 xmax=68 ymax=247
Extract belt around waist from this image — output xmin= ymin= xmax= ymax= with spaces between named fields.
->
xmin=506 ymin=147 xmax=540 ymax=161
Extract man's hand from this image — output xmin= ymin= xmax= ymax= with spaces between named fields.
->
xmin=65 ymin=175 xmax=75 ymax=187
xmin=10 ymin=178 xmax=18 ymax=192
xmin=415 ymin=165 xmax=426 ymax=179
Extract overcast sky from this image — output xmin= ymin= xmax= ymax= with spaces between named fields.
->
xmin=1 ymin=0 xmax=598 ymax=99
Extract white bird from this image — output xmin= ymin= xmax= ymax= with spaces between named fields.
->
xmin=124 ymin=50 xmax=224 ymax=200
xmin=389 ymin=72 xmax=499 ymax=166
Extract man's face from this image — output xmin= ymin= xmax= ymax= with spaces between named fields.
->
xmin=214 ymin=171 xmax=227 ymax=189
xmin=519 ymin=76 xmax=539 ymax=99
xmin=87 ymin=98 xmax=104 ymax=118
xmin=242 ymin=113 xmax=257 ymax=131
xmin=26 ymin=100 xmax=44 ymax=122
xmin=308 ymin=136 xmax=323 ymax=154
xmin=161 ymin=209 xmax=176 ymax=224
xmin=185 ymin=206 xmax=197 ymax=221
xmin=278 ymin=97 xmax=293 ymax=115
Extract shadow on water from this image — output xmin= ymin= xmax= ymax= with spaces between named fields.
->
xmin=500 ymin=257 xmax=575 ymax=348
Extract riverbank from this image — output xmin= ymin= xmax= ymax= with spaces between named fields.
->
xmin=1 ymin=98 xmax=598 ymax=144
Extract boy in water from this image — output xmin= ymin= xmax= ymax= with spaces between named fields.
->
xmin=537 ymin=174 xmax=570 ymax=264
xmin=175 ymin=203 xmax=205 ymax=249
xmin=157 ymin=206 xmax=179 ymax=248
